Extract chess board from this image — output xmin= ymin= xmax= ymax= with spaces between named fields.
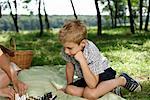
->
xmin=15 ymin=92 xmax=57 ymax=100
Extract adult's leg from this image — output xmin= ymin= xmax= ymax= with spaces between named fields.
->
xmin=83 ymin=77 xmax=126 ymax=100
xmin=0 ymin=62 xmax=20 ymax=88
xmin=0 ymin=87 xmax=15 ymax=100
xmin=0 ymin=69 xmax=16 ymax=100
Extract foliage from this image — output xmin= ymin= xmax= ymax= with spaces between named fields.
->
xmin=0 ymin=27 xmax=149 ymax=99
xmin=0 ymin=15 xmax=97 ymax=31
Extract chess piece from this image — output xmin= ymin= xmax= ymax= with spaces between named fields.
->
xmin=15 ymin=93 xmax=26 ymax=100
xmin=46 ymin=92 xmax=52 ymax=98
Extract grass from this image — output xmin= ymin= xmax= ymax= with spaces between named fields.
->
xmin=0 ymin=27 xmax=150 ymax=99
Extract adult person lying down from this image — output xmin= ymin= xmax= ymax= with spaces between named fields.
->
xmin=0 ymin=45 xmax=28 ymax=100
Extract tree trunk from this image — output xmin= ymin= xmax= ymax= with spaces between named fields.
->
xmin=124 ymin=14 xmax=126 ymax=26
xmin=14 ymin=0 xmax=19 ymax=32
xmin=118 ymin=17 xmax=122 ymax=26
xmin=0 ymin=5 xmax=2 ymax=18
xmin=127 ymin=0 xmax=135 ymax=34
xmin=38 ymin=0 xmax=43 ymax=37
xmin=14 ymin=13 xmax=19 ymax=32
xmin=70 ymin=0 xmax=78 ymax=19
xmin=113 ymin=0 xmax=118 ymax=27
xmin=43 ymin=0 xmax=50 ymax=32
xmin=145 ymin=0 xmax=150 ymax=31
xmin=107 ymin=0 xmax=114 ymax=28
xmin=8 ymin=0 xmax=19 ymax=33
xmin=95 ymin=0 xmax=102 ymax=36
xmin=139 ymin=0 xmax=143 ymax=30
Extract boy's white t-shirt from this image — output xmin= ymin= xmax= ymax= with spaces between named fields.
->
xmin=0 ymin=48 xmax=3 ymax=56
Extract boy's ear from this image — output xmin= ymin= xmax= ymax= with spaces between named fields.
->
xmin=80 ymin=39 xmax=86 ymax=47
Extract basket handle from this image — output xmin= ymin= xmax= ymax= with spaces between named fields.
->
xmin=10 ymin=37 xmax=16 ymax=51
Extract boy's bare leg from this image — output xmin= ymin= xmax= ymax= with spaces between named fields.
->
xmin=83 ymin=77 xmax=126 ymax=100
xmin=65 ymin=85 xmax=85 ymax=97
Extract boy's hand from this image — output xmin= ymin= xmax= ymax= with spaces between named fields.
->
xmin=74 ymin=51 xmax=86 ymax=63
xmin=13 ymin=80 xmax=28 ymax=96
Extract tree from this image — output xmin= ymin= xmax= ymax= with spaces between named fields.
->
xmin=145 ymin=0 xmax=150 ymax=31
xmin=0 ymin=0 xmax=7 ymax=18
xmin=0 ymin=4 xmax=1 ymax=18
xmin=113 ymin=0 xmax=118 ymax=27
xmin=70 ymin=0 xmax=78 ymax=19
xmin=107 ymin=0 xmax=114 ymax=27
xmin=102 ymin=0 xmax=127 ymax=27
xmin=101 ymin=0 xmax=114 ymax=28
xmin=38 ymin=0 xmax=43 ymax=37
xmin=139 ymin=0 xmax=143 ymax=30
xmin=95 ymin=0 xmax=102 ymax=36
xmin=8 ymin=0 xmax=19 ymax=33
xmin=127 ymin=0 xmax=135 ymax=34
xmin=23 ymin=0 xmax=44 ymax=36
xmin=43 ymin=0 xmax=50 ymax=32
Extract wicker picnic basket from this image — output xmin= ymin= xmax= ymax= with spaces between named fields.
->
xmin=9 ymin=38 xmax=33 ymax=69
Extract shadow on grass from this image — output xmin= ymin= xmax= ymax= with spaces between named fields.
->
xmin=88 ymin=33 xmax=150 ymax=52
xmin=2 ymin=29 xmax=150 ymax=66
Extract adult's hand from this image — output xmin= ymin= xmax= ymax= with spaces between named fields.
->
xmin=13 ymin=80 xmax=28 ymax=96
xmin=0 ymin=87 xmax=15 ymax=100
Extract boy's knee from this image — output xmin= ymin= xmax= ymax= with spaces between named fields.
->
xmin=65 ymin=85 xmax=75 ymax=95
xmin=83 ymin=88 xmax=97 ymax=100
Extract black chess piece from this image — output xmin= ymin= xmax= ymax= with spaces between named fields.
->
xmin=41 ymin=96 xmax=44 ymax=100
xmin=47 ymin=92 xmax=52 ymax=98
xmin=39 ymin=92 xmax=57 ymax=100
xmin=43 ymin=94 xmax=47 ymax=100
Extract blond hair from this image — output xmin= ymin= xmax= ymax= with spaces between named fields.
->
xmin=59 ymin=20 xmax=87 ymax=44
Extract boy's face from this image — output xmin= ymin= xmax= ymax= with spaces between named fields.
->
xmin=63 ymin=41 xmax=85 ymax=56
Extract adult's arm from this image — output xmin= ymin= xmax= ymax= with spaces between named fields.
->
xmin=0 ymin=52 xmax=18 ymax=86
xmin=0 ymin=49 xmax=28 ymax=95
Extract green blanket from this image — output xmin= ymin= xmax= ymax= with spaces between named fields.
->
xmin=0 ymin=65 xmax=125 ymax=100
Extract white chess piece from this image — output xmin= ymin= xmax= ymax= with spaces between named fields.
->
xmin=20 ymin=95 xmax=26 ymax=100
xmin=15 ymin=93 xmax=27 ymax=100
xmin=15 ymin=94 xmax=20 ymax=100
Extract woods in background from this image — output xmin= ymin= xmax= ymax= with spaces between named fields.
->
xmin=0 ymin=0 xmax=150 ymax=36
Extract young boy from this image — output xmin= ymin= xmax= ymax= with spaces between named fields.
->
xmin=0 ymin=45 xmax=28 ymax=100
xmin=58 ymin=20 xmax=141 ymax=100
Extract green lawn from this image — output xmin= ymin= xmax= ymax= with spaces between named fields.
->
xmin=0 ymin=27 xmax=150 ymax=99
